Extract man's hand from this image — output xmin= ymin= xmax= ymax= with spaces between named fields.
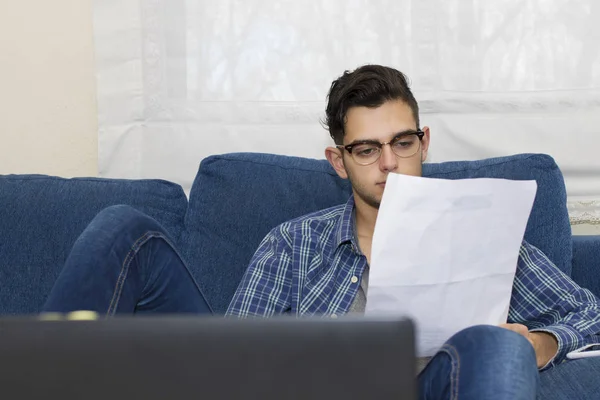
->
xmin=499 ymin=323 xmax=558 ymax=368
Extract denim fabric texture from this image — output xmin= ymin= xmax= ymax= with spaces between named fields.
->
xmin=418 ymin=325 xmax=539 ymax=400
xmin=42 ymin=205 xmax=211 ymax=315
xmin=572 ymin=235 xmax=600 ymax=297
xmin=0 ymin=175 xmax=187 ymax=314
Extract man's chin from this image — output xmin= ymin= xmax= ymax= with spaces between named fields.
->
xmin=363 ymin=196 xmax=381 ymax=210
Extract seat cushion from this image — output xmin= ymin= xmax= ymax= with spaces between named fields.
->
xmin=0 ymin=175 xmax=188 ymax=314
xmin=181 ymin=153 xmax=571 ymax=313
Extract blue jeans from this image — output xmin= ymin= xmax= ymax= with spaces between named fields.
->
xmin=44 ymin=206 xmax=600 ymax=399
xmin=419 ymin=326 xmax=600 ymax=399
xmin=43 ymin=205 xmax=212 ymax=315
xmin=419 ymin=325 xmax=539 ymax=399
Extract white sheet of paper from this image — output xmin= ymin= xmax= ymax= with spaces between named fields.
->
xmin=365 ymin=173 xmax=537 ymax=357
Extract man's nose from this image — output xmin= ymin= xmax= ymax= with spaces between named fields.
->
xmin=379 ymin=144 xmax=398 ymax=172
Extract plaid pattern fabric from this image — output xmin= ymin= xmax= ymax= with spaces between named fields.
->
xmin=227 ymin=196 xmax=600 ymax=368
xmin=510 ymin=243 xmax=600 ymax=368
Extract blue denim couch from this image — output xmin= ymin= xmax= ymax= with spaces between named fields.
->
xmin=1 ymin=153 xmax=598 ymax=315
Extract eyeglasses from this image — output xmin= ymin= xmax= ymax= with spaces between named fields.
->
xmin=337 ymin=130 xmax=425 ymax=166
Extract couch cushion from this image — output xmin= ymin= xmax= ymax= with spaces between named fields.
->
xmin=181 ymin=153 xmax=571 ymax=313
xmin=0 ymin=175 xmax=188 ymax=315
xmin=424 ymin=154 xmax=571 ymax=275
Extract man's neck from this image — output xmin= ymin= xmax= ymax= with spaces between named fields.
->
xmin=353 ymin=197 xmax=378 ymax=240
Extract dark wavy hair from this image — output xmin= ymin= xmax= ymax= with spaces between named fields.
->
xmin=324 ymin=65 xmax=419 ymax=145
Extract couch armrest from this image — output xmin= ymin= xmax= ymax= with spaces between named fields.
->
xmin=571 ymin=235 xmax=600 ymax=298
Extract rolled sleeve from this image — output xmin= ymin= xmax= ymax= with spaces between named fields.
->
xmin=509 ymin=241 xmax=600 ymax=369
xmin=529 ymin=325 xmax=584 ymax=370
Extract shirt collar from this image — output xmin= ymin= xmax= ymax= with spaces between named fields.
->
xmin=335 ymin=195 xmax=357 ymax=248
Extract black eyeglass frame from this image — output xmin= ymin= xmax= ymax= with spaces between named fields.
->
xmin=337 ymin=130 xmax=425 ymax=164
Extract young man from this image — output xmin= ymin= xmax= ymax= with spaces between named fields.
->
xmin=45 ymin=65 xmax=600 ymax=399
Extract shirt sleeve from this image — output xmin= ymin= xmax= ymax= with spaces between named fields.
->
xmin=509 ymin=241 xmax=600 ymax=370
xmin=226 ymin=226 xmax=293 ymax=317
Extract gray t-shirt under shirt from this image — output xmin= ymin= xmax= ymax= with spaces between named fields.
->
xmin=349 ymin=266 xmax=369 ymax=313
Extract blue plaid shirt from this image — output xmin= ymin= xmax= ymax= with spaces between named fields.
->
xmin=227 ymin=196 xmax=600 ymax=368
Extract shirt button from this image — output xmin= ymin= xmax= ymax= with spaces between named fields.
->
xmin=331 ymin=314 xmax=338 ymax=319
xmin=351 ymin=276 xmax=359 ymax=284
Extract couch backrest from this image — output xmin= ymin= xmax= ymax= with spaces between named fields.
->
xmin=0 ymin=175 xmax=188 ymax=314
xmin=180 ymin=152 xmax=572 ymax=314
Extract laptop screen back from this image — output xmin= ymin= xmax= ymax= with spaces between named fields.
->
xmin=0 ymin=317 xmax=416 ymax=400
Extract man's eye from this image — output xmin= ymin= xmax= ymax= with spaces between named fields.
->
xmin=392 ymin=135 xmax=417 ymax=148
xmin=359 ymin=148 xmax=375 ymax=155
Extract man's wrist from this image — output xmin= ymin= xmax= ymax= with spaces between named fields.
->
xmin=530 ymin=331 xmax=559 ymax=367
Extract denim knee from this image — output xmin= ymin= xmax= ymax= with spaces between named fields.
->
xmin=78 ymin=205 xmax=168 ymax=245
xmin=433 ymin=325 xmax=539 ymax=399
xmin=449 ymin=324 xmax=537 ymax=364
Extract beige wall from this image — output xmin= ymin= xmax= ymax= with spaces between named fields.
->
xmin=0 ymin=0 xmax=98 ymax=177
xmin=572 ymin=224 xmax=600 ymax=235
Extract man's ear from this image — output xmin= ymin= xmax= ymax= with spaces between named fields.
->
xmin=420 ymin=126 xmax=431 ymax=162
xmin=325 ymin=146 xmax=348 ymax=179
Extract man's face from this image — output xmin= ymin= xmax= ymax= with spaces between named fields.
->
xmin=327 ymin=100 xmax=430 ymax=210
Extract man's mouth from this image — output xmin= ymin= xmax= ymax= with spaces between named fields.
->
xmin=377 ymin=182 xmax=386 ymax=187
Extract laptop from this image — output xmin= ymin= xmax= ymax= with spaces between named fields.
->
xmin=0 ymin=316 xmax=416 ymax=399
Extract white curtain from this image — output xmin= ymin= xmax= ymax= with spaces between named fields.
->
xmin=93 ymin=0 xmax=600 ymax=223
